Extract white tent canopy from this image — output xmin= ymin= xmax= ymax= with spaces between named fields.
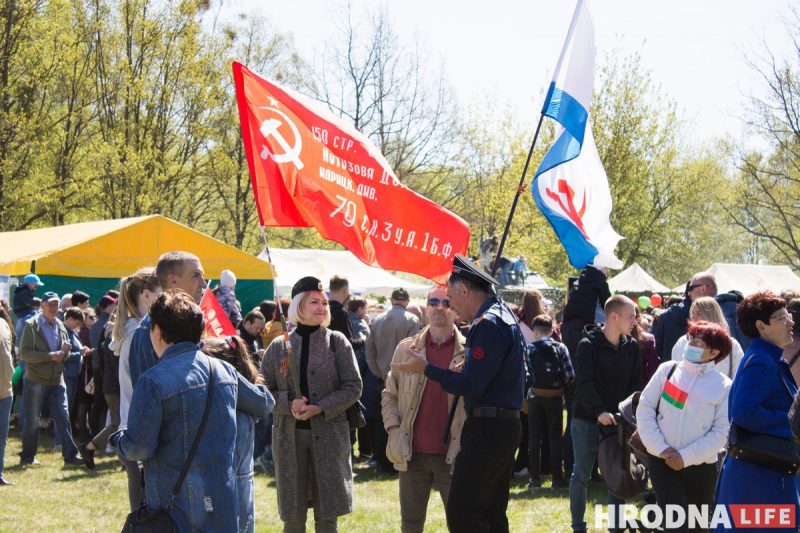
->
xmin=670 ymin=263 xmax=800 ymax=296
xmin=259 ymin=248 xmax=432 ymax=298
xmin=608 ymin=263 xmax=670 ymax=293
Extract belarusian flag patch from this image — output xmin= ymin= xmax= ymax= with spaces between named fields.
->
xmin=662 ymin=379 xmax=688 ymax=409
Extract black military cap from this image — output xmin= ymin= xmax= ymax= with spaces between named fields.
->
xmin=450 ymin=254 xmax=500 ymax=289
xmin=291 ymin=276 xmax=324 ymax=299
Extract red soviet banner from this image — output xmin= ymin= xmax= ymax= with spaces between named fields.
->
xmin=200 ymin=289 xmax=237 ymax=338
xmin=232 ymin=61 xmax=470 ymax=284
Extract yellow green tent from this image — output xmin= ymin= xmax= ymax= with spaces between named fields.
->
xmin=0 ymin=215 xmax=273 ymax=313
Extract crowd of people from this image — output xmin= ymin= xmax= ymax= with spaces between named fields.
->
xmin=1 ymin=254 xmax=800 ymax=532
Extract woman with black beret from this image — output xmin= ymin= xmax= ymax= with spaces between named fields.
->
xmin=261 ymin=277 xmax=362 ymax=532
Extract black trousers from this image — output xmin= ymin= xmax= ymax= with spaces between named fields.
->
xmin=89 ymin=375 xmax=107 ymax=439
xmin=446 ymin=416 xmax=522 ymax=533
xmin=372 ymin=380 xmax=393 ymax=471
xmin=527 ymin=395 xmax=564 ymax=481
xmin=647 ymin=457 xmax=718 ymax=533
xmin=514 ymin=411 xmax=528 ymax=471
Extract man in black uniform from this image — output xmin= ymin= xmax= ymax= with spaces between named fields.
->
xmin=391 ymin=255 xmax=526 ymax=532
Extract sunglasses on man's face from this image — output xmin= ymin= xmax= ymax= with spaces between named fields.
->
xmin=427 ymin=298 xmax=451 ymax=309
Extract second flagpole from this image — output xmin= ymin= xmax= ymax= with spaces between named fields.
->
xmin=490 ymin=113 xmax=546 ymax=278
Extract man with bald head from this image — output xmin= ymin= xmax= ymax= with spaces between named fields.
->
xmin=653 ymin=271 xmax=716 ymax=361
xmin=382 ymin=286 xmax=466 ymax=532
xmin=128 ymin=251 xmax=206 ymax=386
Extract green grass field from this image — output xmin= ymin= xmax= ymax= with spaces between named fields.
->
xmin=0 ymin=424 xmax=620 ymax=532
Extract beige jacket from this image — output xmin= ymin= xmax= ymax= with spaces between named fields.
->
xmin=382 ymin=325 xmax=466 ymax=472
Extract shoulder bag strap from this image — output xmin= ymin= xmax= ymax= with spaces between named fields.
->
xmin=167 ymin=355 xmax=216 ymax=509
xmin=655 ymin=362 xmax=679 ymax=417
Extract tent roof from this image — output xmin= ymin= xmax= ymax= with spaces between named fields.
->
xmin=0 ymin=215 xmax=272 ymax=280
xmin=608 ymin=263 xmax=670 ymax=293
xmin=262 ymin=248 xmax=432 ymax=298
xmin=670 ymin=263 xmax=800 ymax=296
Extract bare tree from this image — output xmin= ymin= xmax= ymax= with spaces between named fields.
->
xmin=729 ymin=9 xmax=800 ymax=268
xmin=312 ymin=3 xmax=457 ymax=182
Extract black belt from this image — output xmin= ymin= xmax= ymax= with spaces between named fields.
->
xmin=467 ymin=407 xmax=519 ymax=419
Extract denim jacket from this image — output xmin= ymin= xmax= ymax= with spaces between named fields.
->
xmin=64 ymin=329 xmax=83 ymax=380
xmin=113 ymin=341 xmax=271 ymax=532
xmin=128 ymin=314 xmax=157 ymax=388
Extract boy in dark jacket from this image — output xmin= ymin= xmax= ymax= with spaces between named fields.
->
xmin=569 ymin=295 xmax=641 ymax=533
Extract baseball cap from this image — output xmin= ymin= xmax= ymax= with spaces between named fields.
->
xmin=23 ymin=274 xmax=44 ymax=286
xmin=98 ymin=295 xmax=117 ymax=309
xmin=41 ymin=291 xmax=60 ymax=303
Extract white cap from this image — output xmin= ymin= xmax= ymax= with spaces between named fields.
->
xmin=220 ymin=269 xmax=237 ymax=288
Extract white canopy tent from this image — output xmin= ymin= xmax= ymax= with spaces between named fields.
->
xmin=259 ymin=248 xmax=432 ymax=298
xmin=670 ymin=263 xmax=800 ymax=296
xmin=608 ymin=263 xmax=670 ymax=293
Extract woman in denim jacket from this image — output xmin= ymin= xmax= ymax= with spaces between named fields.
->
xmin=112 ymin=290 xmax=273 ymax=532
xmin=203 ymin=335 xmax=274 ymax=533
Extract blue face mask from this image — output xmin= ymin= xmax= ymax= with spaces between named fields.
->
xmin=684 ymin=345 xmax=705 ymax=363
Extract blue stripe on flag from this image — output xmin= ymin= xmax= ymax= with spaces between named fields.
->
xmin=541 ymin=82 xmax=588 ymax=146
xmin=532 ymin=84 xmax=595 ymax=269
xmin=531 ymin=181 xmax=598 ymax=269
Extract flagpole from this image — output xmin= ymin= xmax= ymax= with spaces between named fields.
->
xmin=490 ymin=0 xmax=587 ymax=279
xmin=259 ymin=225 xmax=302 ymax=398
xmin=490 ymin=113 xmax=546 ymax=278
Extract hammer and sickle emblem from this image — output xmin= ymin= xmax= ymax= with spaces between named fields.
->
xmin=258 ymin=106 xmax=304 ymax=170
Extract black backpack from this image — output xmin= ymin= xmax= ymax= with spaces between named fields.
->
xmin=529 ymin=340 xmax=564 ymax=390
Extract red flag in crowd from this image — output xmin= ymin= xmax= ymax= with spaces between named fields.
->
xmin=232 ymin=61 xmax=470 ymax=284
xmin=199 ymin=289 xmax=237 ymax=338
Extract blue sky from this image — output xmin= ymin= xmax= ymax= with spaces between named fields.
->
xmin=230 ymin=0 xmax=795 ymax=146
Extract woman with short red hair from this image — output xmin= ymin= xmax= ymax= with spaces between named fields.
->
xmin=714 ymin=291 xmax=799 ymax=532
xmin=636 ymin=320 xmax=733 ymax=529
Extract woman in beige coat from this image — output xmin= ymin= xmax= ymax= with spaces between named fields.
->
xmin=261 ymin=277 xmax=362 ymax=532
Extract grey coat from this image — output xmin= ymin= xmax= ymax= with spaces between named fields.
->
xmin=261 ymin=327 xmax=362 ymax=521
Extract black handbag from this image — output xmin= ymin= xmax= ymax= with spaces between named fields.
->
xmin=346 ymin=400 xmax=367 ymax=430
xmin=727 ymin=358 xmax=800 ymax=475
xmin=122 ymin=357 xmax=216 ymax=533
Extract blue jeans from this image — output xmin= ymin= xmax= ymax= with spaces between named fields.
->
xmin=20 ymin=378 xmax=78 ymax=462
xmin=569 ymin=418 xmax=624 ymax=531
xmin=0 ymin=396 xmax=12 ymax=476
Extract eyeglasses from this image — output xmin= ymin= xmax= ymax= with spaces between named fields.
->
xmin=769 ymin=312 xmax=793 ymax=323
xmin=687 ymin=283 xmax=706 ymax=292
xmin=427 ymin=298 xmax=451 ymax=309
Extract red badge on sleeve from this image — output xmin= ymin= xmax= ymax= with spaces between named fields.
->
xmin=472 ymin=346 xmax=485 ymax=360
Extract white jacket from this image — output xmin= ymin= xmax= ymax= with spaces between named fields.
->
xmin=636 ymin=360 xmax=731 ymax=466
xmin=671 ymin=334 xmax=743 ymax=379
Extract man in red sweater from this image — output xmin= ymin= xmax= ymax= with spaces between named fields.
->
xmin=382 ymin=286 xmax=466 ymax=533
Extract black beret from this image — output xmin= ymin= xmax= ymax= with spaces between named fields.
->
xmin=450 ymin=254 xmax=500 ymax=289
xmin=291 ymin=276 xmax=324 ymax=299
